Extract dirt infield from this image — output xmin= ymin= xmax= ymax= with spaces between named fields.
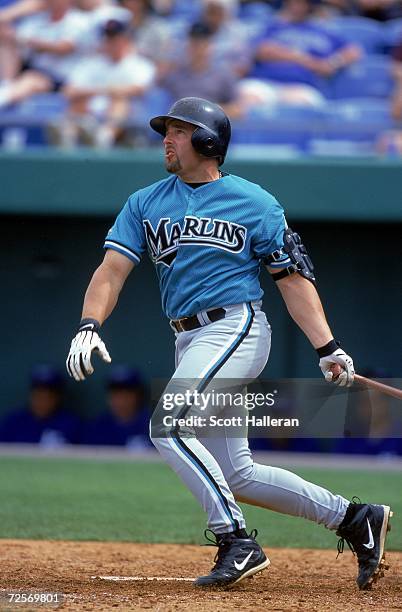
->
xmin=1 ymin=540 xmax=401 ymax=611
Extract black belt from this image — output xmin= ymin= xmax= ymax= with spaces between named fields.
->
xmin=171 ymin=307 xmax=226 ymax=333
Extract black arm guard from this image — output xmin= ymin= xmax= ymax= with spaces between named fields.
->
xmin=264 ymin=227 xmax=316 ymax=285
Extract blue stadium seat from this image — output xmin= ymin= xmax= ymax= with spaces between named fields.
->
xmin=0 ymin=94 xmax=66 ymax=146
xmin=231 ymin=105 xmax=326 ymax=151
xmin=310 ymin=97 xmax=393 ymax=155
xmin=308 ymin=139 xmax=378 ymax=156
xmin=230 ymin=142 xmax=303 ymax=158
xmin=331 ymin=16 xmax=385 ymax=54
xmin=246 ymin=104 xmax=326 ymax=121
xmin=238 ymin=2 xmax=274 ymax=20
xmin=231 ymin=99 xmax=393 ymax=155
xmin=331 ymin=56 xmax=394 ymax=99
xmin=327 ymin=98 xmax=392 ymax=125
xmin=16 ymin=93 xmax=67 ymax=118
xmin=0 ymin=123 xmax=47 ymax=147
xmin=231 ymin=121 xmax=308 ymax=150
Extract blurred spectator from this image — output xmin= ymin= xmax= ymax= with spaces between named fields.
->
xmin=264 ymin=0 xmax=402 ymax=19
xmin=75 ymin=0 xmax=133 ymax=57
xmin=0 ymin=0 xmax=43 ymax=32
xmin=0 ymin=365 xmax=81 ymax=446
xmin=0 ymin=0 xmax=134 ymax=61
xmin=250 ymin=0 xmax=361 ymax=94
xmin=151 ymin=0 xmax=177 ymax=16
xmin=236 ymin=76 xmax=326 ymax=112
xmin=198 ymin=0 xmax=251 ymax=74
xmin=0 ymin=0 xmax=88 ymax=107
xmin=353 ymin=0 xmax=402 ymax=21
xmin=82 ymin=365 xmax=151 ymax=449
xmin=116 ymin=0 xmax=172 ymax=66
xmin=391 ymin=44 xmax=402 ymax=120
xmin=52 ymin=17 xmax=155 ymax=147
xmin=377 ymin=47 xmax=402 ymax=156
xmin=312 ymin=0 xmax=354 ymax=17
xmin=159 ymin=22 xmax=242 ymax=116
xmin=377 ymin=129 xmax=402 ymax=155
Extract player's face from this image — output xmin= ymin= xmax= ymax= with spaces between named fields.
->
xmin=163 ymin=120 xmax=199 ymax=175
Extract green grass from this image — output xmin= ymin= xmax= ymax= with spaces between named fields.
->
xmin=0 ymin=457 xmax=400 ymax=550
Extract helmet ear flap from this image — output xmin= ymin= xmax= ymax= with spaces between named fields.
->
xmin=191 ymin=127 xmax=221 ymax=158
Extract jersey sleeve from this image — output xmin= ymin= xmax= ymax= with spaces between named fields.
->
xmin=252 ymin=195 xmax=291 ymax=268
xmin=104 ymin=193 xmax=146 ymax=265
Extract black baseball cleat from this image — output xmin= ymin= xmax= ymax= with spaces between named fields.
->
xmin=194 ymin=529 xmax=270 ymax=588
xmin=336 ymin=499 xmax=393 ymax=590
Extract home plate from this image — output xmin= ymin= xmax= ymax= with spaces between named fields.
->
xmin=92 ymin=576 xmax=194 ymax=582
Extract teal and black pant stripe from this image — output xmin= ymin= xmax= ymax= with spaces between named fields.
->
xmin=172 ymin=302 xmax=255 ymax=531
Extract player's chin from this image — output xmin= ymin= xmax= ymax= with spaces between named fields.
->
xmin=165 ymin=158 xmax=181 ymax=174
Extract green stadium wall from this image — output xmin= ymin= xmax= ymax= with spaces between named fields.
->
xmin=1 ymin=152 xmax=401 ymax=414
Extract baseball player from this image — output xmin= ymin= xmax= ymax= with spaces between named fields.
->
xmin=66 ymin=97 xmax=391 ymax=590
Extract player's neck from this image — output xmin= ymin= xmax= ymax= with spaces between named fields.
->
xmin=178 ymin=165 xmax=221 ymax=184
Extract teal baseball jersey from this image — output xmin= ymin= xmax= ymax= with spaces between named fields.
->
xmin=104 ymin=173 xmax=289 ymax=320
xmin=103 ymin=171 xmax=353 ymax=543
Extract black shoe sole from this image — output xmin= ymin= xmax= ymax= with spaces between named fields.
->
xmin=359 ymin=505 xmax=393 ymax=591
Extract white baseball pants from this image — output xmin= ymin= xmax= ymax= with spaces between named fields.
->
xmin=150 ymin=301 xmax=349 ymax=534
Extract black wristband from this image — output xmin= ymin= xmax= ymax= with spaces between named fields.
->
xmin=316 ymin=339 xmax=340 ymax=358
xmin=78 ymin=318 xmax=100 ymax=333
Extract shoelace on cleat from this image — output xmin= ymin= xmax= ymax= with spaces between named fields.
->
xmin=202 ymin=530 xmax=233 ymax=570
xmin=203 ymin=529 xmax=220 ymax=547
xmin=202 ymin=528 xmax=258 ymax=546
xmin=336 ymin=496 xmax=367 ymax=560
xmin=202 ymin=529 xmax=258 ymax=570
xmin=337 ymin=536 xmax=355 ymax=558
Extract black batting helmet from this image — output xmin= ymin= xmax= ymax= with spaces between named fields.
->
xmin=150 ymin=97 xmax=231 ymax=165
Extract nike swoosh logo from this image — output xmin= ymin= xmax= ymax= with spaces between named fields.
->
xmin=363 ymin=518 xmax=375 ymax=549
xmin=81 ymin=324 xmax=95 ymax=331
xmin=234 ymin=551 xmax=253 ymax=571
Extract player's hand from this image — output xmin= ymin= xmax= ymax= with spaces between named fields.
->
xmin=318 ymin=342 xmax=355 ymax=387
xmin=66 ymin=318 xmax=111 ymax=381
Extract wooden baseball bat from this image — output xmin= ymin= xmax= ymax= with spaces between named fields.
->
xmin=354 ymin=374 xmax=402 ymax=401
xmin=330 ymin=364 xmax=402 ymax=400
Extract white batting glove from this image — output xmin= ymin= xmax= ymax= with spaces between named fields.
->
xmin=317 ymin=340 xmax=355 ymax=387
xmin=66 ymin=318 xmax=111 ymax=382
